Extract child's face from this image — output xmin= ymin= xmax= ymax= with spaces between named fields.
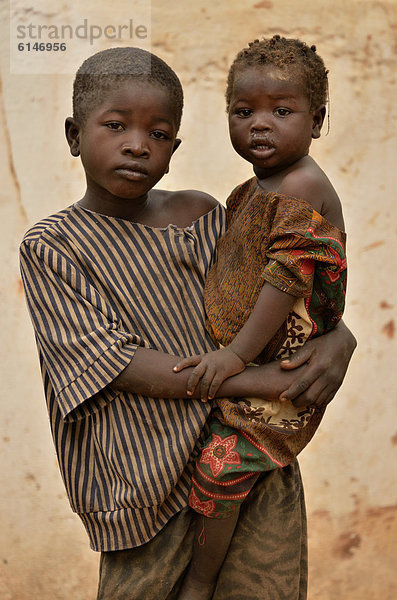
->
xmin=67 ymin=81 xmax=180 ymax=209
xmin=228 ymin=65 xmax=324 ymax=180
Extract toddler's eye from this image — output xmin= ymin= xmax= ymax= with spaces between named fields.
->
xmin=105 ymin=122 xmax=124 ymax=132
xmin=274 ymin=108 xmax=291 ymax=117
xmin=236 ymin=108 xmax=252 ymax=118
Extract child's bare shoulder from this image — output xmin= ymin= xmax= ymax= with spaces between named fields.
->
xmin=156 ymin=189 xmax=219 ymax=228
xmin=172 ymin=189 xmax=219 ymax=212
xmin=279 ymin=157 xmax=344 ymax=230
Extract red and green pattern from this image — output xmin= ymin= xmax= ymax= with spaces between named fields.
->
xmin=189 ymin=420 xmax=281 ymax=518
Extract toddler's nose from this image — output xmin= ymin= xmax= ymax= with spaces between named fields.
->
xmin=250 ymin=112 xmax=272 ymax=132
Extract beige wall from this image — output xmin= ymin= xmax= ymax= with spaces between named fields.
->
xmin=1 ymin=1 xmax=396 ymax=598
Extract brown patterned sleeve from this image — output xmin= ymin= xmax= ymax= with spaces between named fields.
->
xmin=262 ymin=195 xmax=346 ymax=298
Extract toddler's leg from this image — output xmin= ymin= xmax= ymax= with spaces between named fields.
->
xmin=177 ymin=509 xmax=240 ymax=600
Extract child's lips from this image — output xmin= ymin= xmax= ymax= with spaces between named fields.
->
xmin=115 ymin=162 xmax=148 ymax=181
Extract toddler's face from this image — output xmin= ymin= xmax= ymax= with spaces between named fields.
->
xmin=74 ymin=81 xmax=179 ymax=206
xmin=228 ymin=64 xmax=324 ymax=180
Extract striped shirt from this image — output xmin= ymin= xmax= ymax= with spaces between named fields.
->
xmin=20 ymin=201 xmax=226 ymax=551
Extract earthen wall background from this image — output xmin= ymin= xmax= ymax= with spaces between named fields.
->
xmin=1 ymin=1 xmax=396 ymax=598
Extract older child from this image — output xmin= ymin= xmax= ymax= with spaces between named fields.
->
xmin=176 ymin=36 xmax=347 ymax=599
xmin=20 ymin=46 xmax=354 ymax=600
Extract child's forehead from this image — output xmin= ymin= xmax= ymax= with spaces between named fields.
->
xmin=100 ymin=79 xmax=169 ymax=102
xmin=89 ymin=80 xmax=177 ymax=119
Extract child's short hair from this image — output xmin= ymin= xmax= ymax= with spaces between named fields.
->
xmin=226 ymin=35 xmax=328 ymax=112
xmin=73 ymin=46 xmax=184 ymax=130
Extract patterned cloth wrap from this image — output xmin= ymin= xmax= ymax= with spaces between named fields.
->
xmin=190 ymin=177 xmax=347 ymax=518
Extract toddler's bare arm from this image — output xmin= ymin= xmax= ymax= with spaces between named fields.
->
xmin=112 ymin=320 xmax=355 ymax=408
xmin=173 ymin=284 xmax=295 ymax=399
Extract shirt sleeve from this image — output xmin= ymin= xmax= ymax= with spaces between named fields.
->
xmin=262 ymin=198 xmax=347 ymax=298
xmin=20 ymin=238 xmax=144 ymax=422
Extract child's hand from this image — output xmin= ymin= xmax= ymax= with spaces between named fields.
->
xmin=278 ymin=322 xmax=356 ymax=408
xmin=173 ymin=348 xmax=245 ymax=401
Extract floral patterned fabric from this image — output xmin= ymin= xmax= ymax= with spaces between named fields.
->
xmin=190 ymin=177 xmax=347 ymax=518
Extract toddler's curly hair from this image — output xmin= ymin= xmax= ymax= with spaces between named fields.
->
xmin=226 ymin=35 xmax=328 ymax=112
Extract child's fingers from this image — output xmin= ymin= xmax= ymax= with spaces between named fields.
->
xmin=280 ymin=379 xmax=331 ymax=408
xmin=279 ymin=378 xmax=312 ymax=403
xmin=173 ymin=355 xmax=202 ymax=373
xmin=305 ymin=384 xmax=333 ymax=408
xmin=279 ymin=389 xmax=289 ymax=402
xmin=280 ymin=347 xmax=311 ymax=370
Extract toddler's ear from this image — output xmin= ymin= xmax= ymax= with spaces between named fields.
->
xmin=312 ymin=105 xmax=326 ymax=139
xmin=65 ymin=117 xmax=81 ymax=157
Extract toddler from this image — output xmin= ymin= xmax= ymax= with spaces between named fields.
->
xmin=175 ymin=35 xmax=347 ymax=600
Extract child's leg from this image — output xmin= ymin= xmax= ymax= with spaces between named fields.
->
xmin=178 ymin=509 xmax=240 ymax=600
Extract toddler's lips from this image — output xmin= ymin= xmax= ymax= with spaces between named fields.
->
xmin=249 ymin=143 xmax=275 ymax=160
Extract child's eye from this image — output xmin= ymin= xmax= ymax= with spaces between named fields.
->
xmin=151 ymin=130 xmax=169 ymax=140
xmin=105 ymin=122 xmax=124 ymax=132
xmin=236 ymin=109 xmax=253 ymax=118
xmin=274 ymin=108 xmax=291 ymax=117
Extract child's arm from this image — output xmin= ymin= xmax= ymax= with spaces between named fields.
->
xmin=280 ymin=319 xmax=356 ymax=407
xmin=173 ymin=283 xmax=295 ymax=400
xmin=112 ymin=344 xmax=295 ymax=401
xmin=112 ymin=320 xmax=356 ymax=408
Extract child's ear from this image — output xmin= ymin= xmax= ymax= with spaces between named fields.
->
xmin=65 ymin=117 xmax=81 ymax=156
xmin=165 ymin=138 xmax=182 ymax=173
xmin=312 ymin=105 xmax=326 ymax=139
xmin=172 ymin=138 xmax=182 ymax=154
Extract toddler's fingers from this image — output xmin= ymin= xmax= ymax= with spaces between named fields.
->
xmin=186 ymin=363 xmax=207 ymax=396
xmin=173 ymin=355 xmax=201 ymax=373
xmin=208 ymin=370 xmax=229 ymax=399
xmin=198 ymin=366 xmax=217 ymax=401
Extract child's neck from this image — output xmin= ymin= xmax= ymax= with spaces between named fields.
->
xmin=79 ymin=189 xmax=155 ymax=223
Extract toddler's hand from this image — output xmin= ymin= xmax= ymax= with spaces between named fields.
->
xmin=173 ymin=348 xmax=245 ymax=401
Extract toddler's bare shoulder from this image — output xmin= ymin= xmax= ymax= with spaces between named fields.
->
xmin=279 ymin=157 xmax=342 ymax=220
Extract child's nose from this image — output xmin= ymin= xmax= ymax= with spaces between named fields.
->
xmin=121 ymin=134 xmax=150 ymax=157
